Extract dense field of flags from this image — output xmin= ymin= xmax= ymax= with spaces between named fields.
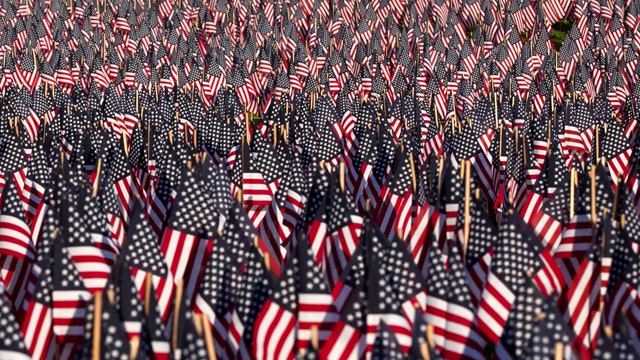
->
xmin=2 ymin=0 xmax=640 ymax=357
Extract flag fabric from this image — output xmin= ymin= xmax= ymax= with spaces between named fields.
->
xmin=476 ymin=207 xmax=563 ymax=344
xmin=122 ymin=201 xmax=175 ymax=323
xmin=2 ymin=0 xmax=640 ymax=357
xmin=77 ymin=292 xmax=131 ymax=359
xmin=51 ymin=238 xmax=91 ymax=359
xmin=0 ymin=286 xmax=32 ymax=360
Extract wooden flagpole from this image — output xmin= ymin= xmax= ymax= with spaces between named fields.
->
xmin=554 ymin=342 xmax=563 ymax=360
xmin=172 ymin=280 xmax=184 ymax=351
xmin=201 ymin=315 xmax=217 ymax=360
xmin=93 ymin=158 xmax=102 ymax=197
xmin=590 ymin=166 xmax=597 ymax=224
xmin=144 ymin=273 xmax=152 ymax=316
xmin=463 ymin=160 xmax=471 ymax=261
xmin=93 ymin=292 xmax=102 ymax=360
xmin=569 ymin=169 xmax=575 ymax=219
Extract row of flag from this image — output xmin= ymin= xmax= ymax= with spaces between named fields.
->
xmin=1 ymin=0 xmax=640 ymax=358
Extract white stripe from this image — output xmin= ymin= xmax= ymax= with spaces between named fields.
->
xmin=569 ymin=264 xmax=596 ymax=336
xmin=268 ymin=309 xmax=294 ymax=360
xmin=327 ymin=325 xmax=360 ymax=359
xmin=52 ymin=290 xmax=91 ymax=301
xmin=255 ymin=304 xmax=280 ymax=360
xmin=0 ymin=350 xmax=32 ymax=360
xmin=53 ymin=324 xmax=85 ymax=336
xmin=24 ymin=303 xmax=44 ymax=347
xmin=152 ymin=341 xmax=171 ymax=354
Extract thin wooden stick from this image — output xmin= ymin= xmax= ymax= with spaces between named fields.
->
xmin=409 ymin=153 xmax=417 ymax=193
xmin=194 ymin=314 xmax=203 ymax=335
xmin=93 ymin=292 xmax=102 ymax=360
xmin=201 ymin=315 xmax=217 ymax=360
xmin=310 ymin=325 xmax=319 ymax=350
xmin=463 ymin=160 xmax=471 ymax=260
xmin=339 ymin=162 xmax=345 ymax=192
xmin=122 ymin=132 xmax=129 ymax=159
xmin=437 ymin=156 xmax=444 ymax=197
xmin=92 ymin=158 xmax=102 ymax=197
xmin=172 ymin=280 xmax=184 ymax=351
xmin=106 ymin=289 xmax=115 ymax=305
xmin=129 ymin=336 xmax=140 ymax=359
xmin=263 ymin=253 xmax=271 ymax=271
xmin=595 ymin=125 xmax=600 ymax=162
xmin=569 ymin=169 xmax=575 ymax=219
xmin=590 ymin=166 xmax=597 ymax=224
xmin=426 ymin=324 xmax=435 ymax=351
xmin=554 ymin=342 xmax=563 ymax=360
xmin=420 ymin=341 xmax=431 ymax=360
xmin=144 ymin=273 xmax=152 ymax=316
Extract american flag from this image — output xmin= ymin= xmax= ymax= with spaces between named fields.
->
xmin=442 ymin=243 xmax=485 ymax=359
xmin=173 ymin=283 xmax=209 ymax=360
xmin=104 ymin=257 xmax=144 ymax=341
xmin=51 ymin=239 xmax=91 ymax=359
xmin=123 ymin=201 xmax=175 ymax=323
xmin=60 ymin=194 xmax=113 ymax=294
xmin=251 ymin=248 xmax=297 ymax=360
xmin=476 ymin=208 xmax=563 ymax=344
xmin=0 ymin=286 xmax=32 ymax=360
xmin=0 ymin=179 xmax=35 ymax=262
xmin=77 ymin=292 xmax=131 ymax=359
xmin=522 ymin=295 xmax=579 ymax=358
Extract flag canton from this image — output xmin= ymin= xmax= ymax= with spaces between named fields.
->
xmin=82 ymin=297 xmax=131 ymax=360
xmin=52 ymin=241 xmax=87 ymax=291
xmin=237 ymin=248 xmax=270 ymax=337
xmin=202 ymin=157 xmax=232 ymax=214
xmin=199 ymin=240 xmax=234 ymax=317
xmin=567 ymin=99 xmax=593 ymax=132
xmin=124 ymin=208 xmax=169 ymax=277
xmin=220 ymin=201 xmax=255 ymax=268
xmin=385 ymin=235 xmax=425 ymax=303
xmin=426 ymin=240 xmax=449 ymax=299
xmin=107 ymin=259 xmax=144 ymax=326
xmin=357 ymin=124 xmax=379 ymax=168
xmin=368 ymin=253 xmax=403 ymax=315
xmin=0 ymin=288 xmax=30 ymax=356
xmin=452 ymin=123 xmax=480 ymax=161
xmin=1 ymin=180 xmax=25 ymax=218
xmin=64 ymin=198 xmax=97 ymax=246
xmin=439 ymin=160 xmax=463 ymax=210
xmin=326 ymin=184 xmax=359 ymax=233
xmin=465 ymin=199 xmax=498 ymax=267
xmin=340 ymin=284 xmax=366 ymax=330
xmin=523 ymin=296 xmax=573 ymax=358
xmin=493 ymin=212 xmax=543 ymax=289
xmin=27 ymin=144 xmax=51 ymax=185
xmin=593 ymin=331 xmax=638 ymax=360
xmin=168 ymin=172 xmax=219 ymax=238
xmin=33 ymin=261 xmax=54 ymax=306
xmin=36 ymin=206 xmax=60 ymax=265
xmin=601 ymin=121 xmax=630 ymax=159
xmin=296 ymin=237 xmax=330 ymax=294
xmin=0 ymin=135 xmax=28 ymax=175
xmin=372 ymin=322 xmax=406 ymax=360
xmin=341 ymin=244 xmax=367 ymax=289
xmin=250 ymin=133 xmax=283 ymax=184
xmin=108 ymin=140 xmax=134 ymax=182
xmin=540 ymin=182 xmax=570 ymax=224
xmin=388 ymin=150 xmax=413 ymax=196
xmin=501 ymin=277 xmax=545 ymax=358
xmin=446 ymin=243 xmax=473 ymax=308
